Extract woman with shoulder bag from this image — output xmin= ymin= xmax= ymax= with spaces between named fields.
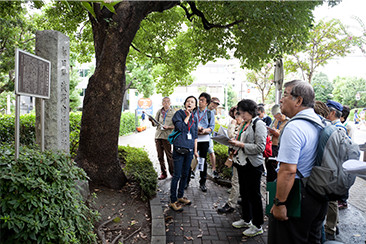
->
xmin=229 ymin=99 xmax=267 ymax=237
xmin=169 ymin=96 xmax=199 ymax=212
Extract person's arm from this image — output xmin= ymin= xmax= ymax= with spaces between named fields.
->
xmin=194 ymin=139 xmax=199 ymax=158
xmin=227 ymin=120 xmax=237 ymax=138
xmin=243 ymin=120 xmax=266 ymax=155
xmin=172 ymin=110 xmax=188 ymax=133
xmin=270 ymin=163 xmax=297 ymax=221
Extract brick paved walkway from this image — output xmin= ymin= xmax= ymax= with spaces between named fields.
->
xmin=157 ymin=174 xmax=268 ymax=244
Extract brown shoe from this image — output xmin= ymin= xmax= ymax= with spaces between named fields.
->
xmin=178 ymin=197 xmax=191 ymax=205
xmin=169 ymin=201 xmax=183 ymax=212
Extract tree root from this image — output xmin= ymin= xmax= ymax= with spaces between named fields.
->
xmin=111 ymin=227 xmax=142 ymax=244
xmin=97 ymin=215 xmax=142 ymax=244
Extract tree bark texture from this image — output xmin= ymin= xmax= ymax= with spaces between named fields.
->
xmin=76 ymin=1 xmax=178 ymax=189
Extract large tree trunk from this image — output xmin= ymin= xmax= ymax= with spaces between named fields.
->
xmin=76 ymin=1 xmax=177 ymax=189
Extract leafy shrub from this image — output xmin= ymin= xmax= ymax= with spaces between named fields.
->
xmin=0 ymin=113 xmax=36 ymax=145
xmin=118 ymin=145 xmax=157 ymax=200
xmin=0 ymin=144 xmax=99 ymax=243
xmin=119 ymin=112 xmax=136 ymax=136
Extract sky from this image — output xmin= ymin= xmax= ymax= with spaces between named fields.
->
xmin=313 ymin=0 xmax=366 ymax=82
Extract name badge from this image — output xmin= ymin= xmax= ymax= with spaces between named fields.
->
xmin=187 ymin=133 xmax=192 ymax=140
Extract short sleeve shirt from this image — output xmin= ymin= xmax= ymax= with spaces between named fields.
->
xmin=277 ymin=109 xmax=322 ymax=178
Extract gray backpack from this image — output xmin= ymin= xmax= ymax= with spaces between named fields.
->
xmin=282 ymin=114 xmax=360 ymax=201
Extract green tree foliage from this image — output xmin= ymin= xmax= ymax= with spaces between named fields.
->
xmin=285 ymin=19 xmax=357 ymax=83
xmin=332 ymin=76 xmax=366 ymax=108
xmin=128 ymin=1 xmax=322 ymax=95
xmin=125 ymin=61 xmax=155 ymax=98
xmin=69 ymin=68 xmax=81 ymax=111
xmin=312 ymin=72 xmax=334 ymax=103
xmin=246 ymin=63 xmax=274 ymax=103
xmin=0 ymin=2 xmax=36 ymax=93
xmin=226 ymin=84 xmax=238 ymax=110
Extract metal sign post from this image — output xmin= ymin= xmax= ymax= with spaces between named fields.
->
xmin=14 ymin=48 xmax=51 ymax=160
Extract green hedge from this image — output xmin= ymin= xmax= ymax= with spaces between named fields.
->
xmin=118 ymin=145 xmax=157 ymax=201
xmin=0 ymin=112 xmax=137 ymax=157
xmin=0 ymin=113 xmax=36 ymax=145
xmin=0 ymin=144 xmax=99 ymax=243
xmin=119 ymin=112 xmax=136 ymax=136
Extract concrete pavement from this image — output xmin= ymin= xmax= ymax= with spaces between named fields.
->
xmin=118 ymin=126 xmax=366 ymax=243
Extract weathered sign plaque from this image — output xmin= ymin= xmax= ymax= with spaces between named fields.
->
xmin=15 ymin=49 xmax=51 ymax=99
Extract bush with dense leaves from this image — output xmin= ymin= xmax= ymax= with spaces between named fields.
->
xmin=0 ymin=113 xmax=36 ymax=145
xmin=0 ymin=144 xmax=99 ymax=243
xmin=118 ymin=145 xmax=157 ymax=201
xmin=119 ymin=112 xmax=136 ymax=136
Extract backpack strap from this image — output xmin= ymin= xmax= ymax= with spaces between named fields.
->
xmin=207 ymin=109 xmax=212 ymax=125
xmin=252 ymin=117 xmax=260 ymax=132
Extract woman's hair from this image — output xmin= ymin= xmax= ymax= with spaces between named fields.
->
xmin=229 ymin=105 xmax=237 ymax=119
xmin=237 ymin=99 xmax=258 ymax=118
xmin=184 ymin=95 xmax=198 ymax=109
xmin=341 ymin=105 xmax=350 ymax=120
xmin=314 ymin=100 xmax=329 ymax=118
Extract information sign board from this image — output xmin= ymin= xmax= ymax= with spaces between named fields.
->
xmin=15 ymin=49 xmax=51 ymax=99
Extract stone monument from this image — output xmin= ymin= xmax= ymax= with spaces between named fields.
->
xmin=35 ymin=30 xmax=70 ymax=154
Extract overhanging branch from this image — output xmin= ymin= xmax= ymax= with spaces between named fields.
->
xmin=130 ymin=43 xmax=162 ymax=60
xmin=180 ymin=1 xmax=243 ymax=30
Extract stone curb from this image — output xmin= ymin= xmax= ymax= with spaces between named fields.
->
xmin=150 ymin=195 xmax=166 ymax=243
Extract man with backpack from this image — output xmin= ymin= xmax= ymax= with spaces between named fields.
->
xmin=324 ymin=100 xmax=348 ymax=240
xmin=268 ymin=80 xmax=328 ymax=243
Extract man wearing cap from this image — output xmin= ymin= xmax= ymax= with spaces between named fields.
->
xmin=324 ymin=100 xmax=347 ymax=241
xmin=207 ymin=97 xmax=220 ymax=178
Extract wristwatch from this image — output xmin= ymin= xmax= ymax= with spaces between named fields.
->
xmin=273 ymin=197 xmax=286 ymax=206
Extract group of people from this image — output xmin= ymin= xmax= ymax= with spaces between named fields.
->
xmin=148 ymin=93 xmax=220 ymax=211
xmin=148 ymin=80 xmax=358 ymax=242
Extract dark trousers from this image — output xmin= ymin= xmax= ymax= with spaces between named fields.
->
xmin=186 ymin=141 xmax=209 ymax=186
xmin=170 ymin=150 xmax=193 ymax=203
xmin=268 ymin=184 xmax=328 ymax=244
xmin=236 ymin=161 xmax=264 ymax=228
xmin=155 ymin=139 xmax=174 ymax=176
xmin=265 ymin=145 xmax=279 ymax=182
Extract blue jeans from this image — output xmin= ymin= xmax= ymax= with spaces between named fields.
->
xmin=170 ymin=149 xmax=193 ymax=203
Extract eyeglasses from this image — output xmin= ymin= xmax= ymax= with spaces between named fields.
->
xmin=213 ymin=102 xmax=220 ymax=106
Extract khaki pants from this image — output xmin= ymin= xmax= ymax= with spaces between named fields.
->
xmin=325 ymin=200 xmax=339 ymax=234
xmin=227 ymin=166 xmax=239 ymax=208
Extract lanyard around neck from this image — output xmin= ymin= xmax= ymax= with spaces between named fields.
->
xmin=197 ymin=109 xmax=207 ymax=123
xmin=186 ymin=111 xmax=195 ymax=132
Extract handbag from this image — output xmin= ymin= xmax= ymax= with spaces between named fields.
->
xmin=263 ymin=135 xmax=272 ymax=158
xmin=224 ymin=151 xmax=235 ymax=168
xmin=265 ymin=178 xmax=301 ymax=218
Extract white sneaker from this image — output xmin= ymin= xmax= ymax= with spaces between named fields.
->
xmin=243 ymin=225 xmax=263 ymax=237
xmin=232 ymin=219 xmax=252 ymax=228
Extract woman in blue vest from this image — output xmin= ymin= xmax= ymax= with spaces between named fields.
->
xmin=169 ymin=96 xmax=199 ymax=212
